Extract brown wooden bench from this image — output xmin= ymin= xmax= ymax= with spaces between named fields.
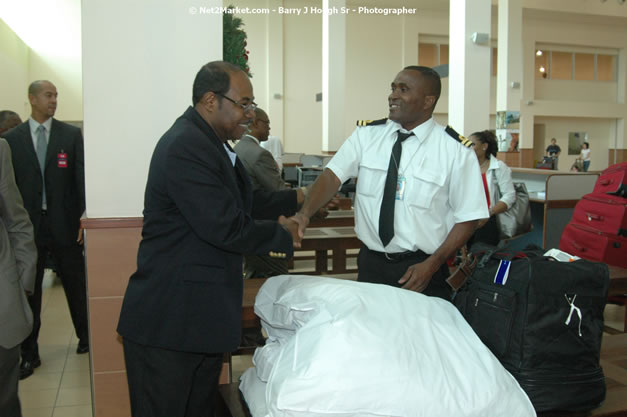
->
xmin=217 ymin=333 xmax=627 ymax=417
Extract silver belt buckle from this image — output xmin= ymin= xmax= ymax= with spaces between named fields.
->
xmin=384 ymin=252 xmax=394 ymax=261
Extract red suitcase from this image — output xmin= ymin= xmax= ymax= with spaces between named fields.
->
xmin=560 ymin=223 xmax=627 ymax=268
xmin=571 ymin=193 xmax=627 ymax=237
xmin=593 ymin=162 xmax=626 ymax=197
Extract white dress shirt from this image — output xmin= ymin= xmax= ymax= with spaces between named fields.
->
xmin=326 ymin=117 xmax=488 ymax=254
xmin=28 ymin=117 xmax=52 ymax=149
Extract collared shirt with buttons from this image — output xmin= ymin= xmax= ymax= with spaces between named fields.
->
xmin=28 ymin=117 xmax=52 ymax=149
xmin=326 ymin=117 xmax=489 ymax=254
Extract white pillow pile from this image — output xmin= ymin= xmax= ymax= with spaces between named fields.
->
xmin=239 ymin=275 xmax=536 ymax=417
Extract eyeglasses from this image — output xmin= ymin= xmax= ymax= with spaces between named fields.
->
xmin=215 ymin=93 xmax=257 ymax=112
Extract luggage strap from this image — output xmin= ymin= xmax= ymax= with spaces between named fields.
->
xmin=446 ymin=246 xmax=477 ymax=291
xmin=565 ymin=294 xmax=583 ymax=337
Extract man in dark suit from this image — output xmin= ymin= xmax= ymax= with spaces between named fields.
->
xmin=3 ymin=80 xmax=89 ymax=380
xmin=117 ymin=61 xmax=300 ymax=417
xmin=234 ymin=108 xmax=293 ymax=278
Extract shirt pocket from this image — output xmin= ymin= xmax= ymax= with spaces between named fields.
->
xmin=407 ymin=169 xmax=445 ymax=209
xmin=356 ymin=158 xmax=388 ymax=198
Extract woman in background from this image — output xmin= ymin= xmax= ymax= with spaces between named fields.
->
xmin=469 ymin=130 xmax=516 ymax=245
xmin=579 ymin=142 xmax=591 ymax=172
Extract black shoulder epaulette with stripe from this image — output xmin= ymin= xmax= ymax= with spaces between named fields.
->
xmin=445 ymin=125 xmax=473 ymax=148
xmin=356 ymin=118 xmax=387 ymax=127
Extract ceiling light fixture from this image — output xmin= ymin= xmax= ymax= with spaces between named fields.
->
xmin=536 ymin=50 xmax=543 ymax=56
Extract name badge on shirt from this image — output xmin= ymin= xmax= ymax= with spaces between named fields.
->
xmin=57 ymin=152 xmax=68 ymax=168
xmin=396 ymin=175 xmax=406 ymax=201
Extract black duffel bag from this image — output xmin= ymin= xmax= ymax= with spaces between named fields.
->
xmin=454 ymin=245 xmax=610 ymax=413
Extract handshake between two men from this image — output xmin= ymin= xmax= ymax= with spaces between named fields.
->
xmin=275 ymin=168 xmax=344 ymax=251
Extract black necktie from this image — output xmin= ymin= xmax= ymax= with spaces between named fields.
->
xmin=379 ymin=131 xmax=413 ymax=247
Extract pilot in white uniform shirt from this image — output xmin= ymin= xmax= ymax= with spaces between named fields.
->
xmin=326 ymin=117 xmax=488 ymax=255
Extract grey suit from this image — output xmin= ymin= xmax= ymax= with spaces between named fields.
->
xmin=234 ymin=135 xmax=290 ymax=278
xmin=234 ymin=135 xmax=285 ymax=191
xmin=0 ymin=138 xmax=36 ymax=417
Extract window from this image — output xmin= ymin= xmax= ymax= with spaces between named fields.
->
xmin=551 ymin=51 xmax=572 ymax=80
xmin=597 ymin=54 xmax=616 ymax=81
xmin=574 ymin=53 xmax=594 ymax=81
xmin=418 ymin=43 xmax=438 ymax=67
xmin=535 ymin=47 xmax=617 ymax=81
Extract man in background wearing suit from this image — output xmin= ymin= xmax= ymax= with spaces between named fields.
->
xmin=117 ymin=61 xmax=301 ymax=417
xmin=3 ymin=80 xmax=89 ymax=380
xmin=234 ymin=108 xmax=292 ymax=278
xmin=0 ymin=138 xmax=36 ymax=417
xmin=0 ymin=111 xmax=22 ymax=136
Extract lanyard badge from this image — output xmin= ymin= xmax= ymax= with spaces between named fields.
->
xmin=396 ymin=175 xmax=406 ymax=201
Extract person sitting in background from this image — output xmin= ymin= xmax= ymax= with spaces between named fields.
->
xmin=469 ymin=130 xmax=516 ymax=246
xmin=579 ymin=142 xmax=591 ymax=172
xmin=261 ymin=135 xmax=284 ymax=171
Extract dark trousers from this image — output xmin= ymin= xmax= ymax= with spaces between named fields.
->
xmin=357 ymin=245 xmax=452 ymax=301
xmin=21 ymin=214 xmax=88 ymax=362
xmin=0 ymin=345 xmax=22 ymax=417
xmin=123 ymin=338 xmax=223 ymax=417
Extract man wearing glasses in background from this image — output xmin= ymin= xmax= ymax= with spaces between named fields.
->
xmin=117 ymin=61 xmax=301 ymax=417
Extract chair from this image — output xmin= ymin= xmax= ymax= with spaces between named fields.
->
xmin=300 ymin=155 xmax=323 ymax=167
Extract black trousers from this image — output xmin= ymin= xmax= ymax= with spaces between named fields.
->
xmin=0 ymin=345 xmax=21 ymax=417
xmin=123 ymin=338 xmax=223 ymax=417
xmin=357 ymin=245 xmax=452 ymax=301
xmin=21 ymin=214 xmax=89 ymax=362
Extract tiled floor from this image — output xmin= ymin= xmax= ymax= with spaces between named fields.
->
xmin=16 ymin=267 xmax=626 ymax=417
xmin=19 ymin=271 xmax=93 ymax=417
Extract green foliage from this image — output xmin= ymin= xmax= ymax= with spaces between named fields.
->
xmin=223 ymin=5 xmax=252 ymax=77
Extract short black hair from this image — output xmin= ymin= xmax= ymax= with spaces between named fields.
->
xmin=28 ymin=80 xmax=52 ymax=96
xmin=403 ymin=65 xmax=442 ymax=104
xmin=583 ymin=141 xmax=590 ymax=148
xmin=0 ymin=110 xmax=19 ymax=124
xmin=192 ymin=61 xmax=241 ymax=106
xmin=470 ymin=130 xmax=498 ymax=158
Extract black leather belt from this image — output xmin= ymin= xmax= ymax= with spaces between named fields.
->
xmin=368 ymin=248 xmax=427 ymax=262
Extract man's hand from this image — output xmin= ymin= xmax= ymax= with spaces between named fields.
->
xmin=278 ymin=215 xmax=305 ymax=248
xmin=325 ymin=194 xmax=341 ymax=211
xmin=77 ymin=227 xmax=84 ymax=245
xmin=290 ymin=213 xmax=310 ymax=244
xmin=398 ymin=257 xmax=441 ymax=292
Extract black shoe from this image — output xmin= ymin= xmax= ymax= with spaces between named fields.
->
xmin=76 ymin=344 xmax=89 ymax=354
xmin=19 ymin=358 xmax=41 ymax=380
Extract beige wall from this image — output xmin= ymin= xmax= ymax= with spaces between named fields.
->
xmin=82 ymin=0 xmax=223 ymax=218
xmin=0 ymin=19 xmax=29 ymax=119
xmin=283 ymin=9 xmax=322 ymax=154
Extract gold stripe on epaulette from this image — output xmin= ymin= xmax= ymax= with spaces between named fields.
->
xmin=459 ymin=135 xmax=473 ymax=148
xmin=356 ymin=120 xmax=372 ymax=127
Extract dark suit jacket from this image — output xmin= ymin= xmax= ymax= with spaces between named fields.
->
xmin=117 ymin=107 xmax=297 ymax=354
xmin=2 ymin=119 xmax=85 ymax=246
